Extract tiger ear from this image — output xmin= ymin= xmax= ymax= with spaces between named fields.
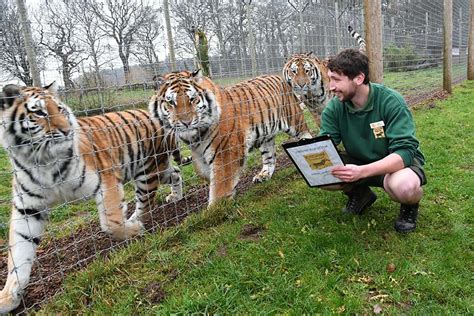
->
xmin=44 ymin=81 xmax=58 ymax=96
xmin=1 ymin=84 xmax=21 ymax=110
xmin=152 ymin=75 xmax=166 ymax=91
xmin=191 ymin=69 xmax=203 ymax=83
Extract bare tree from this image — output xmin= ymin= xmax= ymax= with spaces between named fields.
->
xmin=132 ymin=15 xmax=163 ymax=77
xmin=0 ymin=0 xmax=43 ymax=85
xmin=70 ymin=0 xmax=110 ymax=88
xmin=170 ymin=0 xmax=211 ymax=59
xmin=36 ymin=0 xmax=87 ymax=89
xmin=89 ymin=0 xmax=157 ymax=84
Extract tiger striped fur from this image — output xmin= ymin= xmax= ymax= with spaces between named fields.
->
xmin=282 ymin=25 xmax=366 ymax=126
xmin=149 ymin=70 xmax=312 ymax=205
xmin=0 ymin=83 xmax=183 ymax=313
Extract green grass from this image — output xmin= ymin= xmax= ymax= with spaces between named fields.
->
xmin=37 ymin=80 xmax=474 ymax=313
xmin=383 ymin=63 xmax=466 ymax=98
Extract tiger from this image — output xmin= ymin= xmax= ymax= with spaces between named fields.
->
xmin=149 ymin=70 xmax=312 ymax=206
xmin=0 ymin=83 xmax=183 ymax=313
xmin=282 ymin=25 xmax=367 ymax=126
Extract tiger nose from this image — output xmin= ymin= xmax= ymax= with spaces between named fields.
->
xmin=61 ymin=129 xmax=70 ymax=136
xmin=296 ymin=82 xmax=307 ymax=90
xmin=181 ymin=119 xmax=192 ymax=127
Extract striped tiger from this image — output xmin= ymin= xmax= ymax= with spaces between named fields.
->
xmin=0 ymin=83 xmax=183 ymax=313
xmin=282 ymin=25 xmax=366 ymax=126
xmin=149 ymin=70 xmax=312 ymax=205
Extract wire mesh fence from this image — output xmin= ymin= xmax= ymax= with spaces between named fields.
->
xmin=0 ymin=0 xmax=472 ymax=313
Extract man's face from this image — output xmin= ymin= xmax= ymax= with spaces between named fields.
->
xmin=328 ymin=70 xmax=358 ymax=102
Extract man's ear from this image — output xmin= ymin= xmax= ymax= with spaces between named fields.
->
xmin=354 ymin=73 xmax=366 ymax=85
xmin=1 ymin=84 xmax=21 ymax=110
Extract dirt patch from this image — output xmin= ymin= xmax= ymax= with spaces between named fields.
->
xmin=238 ymin=223 xmax=265 ymax=241
xmin=215 ymin=245 xmax=228 ymax=257
xmin=0 ymin=155 xmax=293 ymax=314
xmin=143 ymin=281 xmax=167 ymax=304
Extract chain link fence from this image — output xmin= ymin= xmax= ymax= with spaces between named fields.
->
xmin=0 ymin=0 xmax=472 ymax=312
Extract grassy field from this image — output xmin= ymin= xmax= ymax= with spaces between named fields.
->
xmin=33 ymin=80 xmax=474 ymax=314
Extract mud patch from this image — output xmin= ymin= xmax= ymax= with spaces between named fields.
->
xmin=238 ymin=223 xmax=265 ymax=241
xmin=143 ymin=281 xmax=166 ymax=304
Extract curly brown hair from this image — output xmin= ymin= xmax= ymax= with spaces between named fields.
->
xmin=327 ymin=48 xmax=370 ymax=84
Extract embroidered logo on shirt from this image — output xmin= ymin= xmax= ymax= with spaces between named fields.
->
xmin=370 ymin=120 xmax=385 ymax=139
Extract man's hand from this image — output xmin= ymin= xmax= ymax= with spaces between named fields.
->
xmin=331 ymin=164 xmax=366 ymax=182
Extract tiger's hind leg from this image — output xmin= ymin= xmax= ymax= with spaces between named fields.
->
xmin=253 ymin=138 xmax=277 ymax=183
xmin=0 ymin=207 xmax=48 ymax=313
xmin=95 ymin=173 xmax=143 ymax=240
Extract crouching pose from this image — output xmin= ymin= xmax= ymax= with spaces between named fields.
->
xmin=149 ymin=70 xmax=312 ymax=205
xmin=319 ymin=49 xmax=426 ymax=233
xmin=0 ymin=83 xmax=183 ymax=313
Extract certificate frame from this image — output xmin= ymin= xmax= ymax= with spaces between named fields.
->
xmin=282 ymin=135 xmax=345 ymax=187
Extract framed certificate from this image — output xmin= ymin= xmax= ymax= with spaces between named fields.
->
xmin=282 ymin=135 xmax=345 ymax=187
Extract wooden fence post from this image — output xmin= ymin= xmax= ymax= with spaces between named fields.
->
xmin=16 ymin=0 xmax=41 ymax=86
xmin=468 ymin=0 xmax=474 ymax=80
xmin=163 ymin=0 xmax=176 ymax=71
xmin=364 ymin=0 xmax=383 ymax=83
xmin=443 ymin=0 xmax=453 ymax=92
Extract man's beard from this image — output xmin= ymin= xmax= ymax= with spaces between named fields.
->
xmin=336 ymin=89 xmax=356 ymax=102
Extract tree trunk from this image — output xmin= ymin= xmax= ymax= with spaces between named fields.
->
xmin=119 ymin=48 xmax=131 ymax=84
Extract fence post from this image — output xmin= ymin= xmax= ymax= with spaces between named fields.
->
xmin=468 ymin=0 xmax=474 ymax=80
xmin=443 ymin=0 xmax=453 ymax=92
xmin=163 ymin=0 xmax=176 ymax=71
xmin=16 ymin=0 xmax=41 ymax=86
xmin=364 ymin=0 xmax=383 ymax=83
xmin=243 ymin=0 xmax=257 ymax=76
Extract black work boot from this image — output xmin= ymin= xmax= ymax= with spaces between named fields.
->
xmin=342 ymin=185 xmax=377 ymax=214
xmin=395 ymin=203 xmax=419 ymax=233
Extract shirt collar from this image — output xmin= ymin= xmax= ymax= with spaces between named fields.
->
xmin=345 ymin=82 xmax=374 ymax=113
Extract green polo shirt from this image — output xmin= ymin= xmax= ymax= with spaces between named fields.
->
xmin=318 ymin=83 xmax=425 ymax=167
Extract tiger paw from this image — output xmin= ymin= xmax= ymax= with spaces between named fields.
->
xmin=252 ymin=171 xmax=272 ymax=183
xmin=108 ymin=220 xmax=144 ymax=239
xmin=124 ymin=220 xmax=144 ymax=238
xmin=0 ymin=287 xmax=22 ymax=314
xmin=165 ymin=192 xmax=182 ymax=203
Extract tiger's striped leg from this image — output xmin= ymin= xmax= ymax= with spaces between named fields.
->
xmin=0 ymin=207 xmax=48 ymax=313
xmin=128 ymin=166 xmax=182 ymax=223
xmin=95 ymin=174 xmax=143 ymax=240
xmin=253 ymin=138 xmax=277 ymax=183
xmin=161 ymin=166 xmax=183 ymax=203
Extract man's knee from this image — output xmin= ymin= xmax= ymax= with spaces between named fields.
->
xmin=385 ymin=171 xmax=423 ymax=203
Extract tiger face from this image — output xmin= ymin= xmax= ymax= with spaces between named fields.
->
xmin=283 ymin=53 xmax=328 ymax=100
xmin=149 ymin=70 xmax=220 ymax=144
xmin=0 ymin=82 xmax=77 ymax=164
